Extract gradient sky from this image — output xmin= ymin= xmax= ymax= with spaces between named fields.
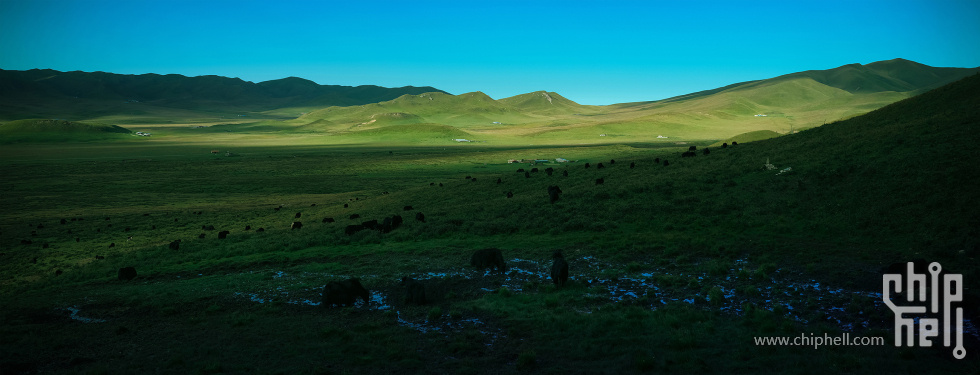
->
xmin=2 ymin=0 xmax=978 ymax=105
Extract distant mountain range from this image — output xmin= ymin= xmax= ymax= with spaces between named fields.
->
xmin=0 ymin=69 xmax=447 ymax=120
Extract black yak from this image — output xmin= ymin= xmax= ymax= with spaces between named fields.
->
xmin=404 ymin=205 xmax=414 ymax=211
xmin=218 ymin=230 xmax=230 ymax=239
xmin=584 ymin=163 xmax=591 ymax=169
xmin=703 ymin=148 xmax=710 ymax=155
xmin=681 ymin=151 xmax=696 ymax=157
xmin=610 ymin=159 xmax=616 ymax=164
xmin=322 ymin=278 xmax=370 ymax=307
xmin=597 ymin=162 xmax=604 ymax=169
xmin=349 ymin=214 xmax=361 ymax=220
xmin=663 ymin=160 xmax=669 ymax=166
xmin=722 ymin=143 xmax=728 ymax=148
xmin=688 ymin=145 xmax=697 ymax=151
xmin=629 ymin=162 xmax=635 ymax=169
xmin=401 ymin=277 xmax=427 ymax=304
xmin=506 ymin=191 xmax=514 ymax=199
xmin=322 ymin=217 xmax=335 ymax=223
xmin=548 ymin=185 xmax=562 ymax=204
xmin=470 ymin=248 xmax=507 ymax=273
xmin=198 ymin=233 xmax=206 ymax=239
xmin=497 ymin=177 xmax=502 ymax=184
xmin=517 ymin=168 xmax=525 ymax=173
xmin=551 ymin=251 xmax=569 ymax=287
xmin=415 ymin=212 xmax=426 ymax=222
xmin=295 ymin=212 xmax=302 ymax=218
xmin=562 ymin=170 xmax=568 ymax=177
xmin=531 ymin=168 xmax=539 ymax=173
xmin=545 ymin=167 xmax=554 ymax=176
xmin=732 ymin=141 xmax=738 ymax=146
xmin=169 ymin=240 xmax=181 ymax=250
xmin=345 ymin=224 xmax=365 ymax=235
xmin=118 ymin=267 xmax=137 ymax=281
xmin=525 ymin=171 xmax=531 ymax=178
xmin=595 ymin=178 xmax=604 ymax=185
xmin=291 ymin=222 xmax=303 ymax=230
xmin=361 ymin=219 xmax=379 ymax=230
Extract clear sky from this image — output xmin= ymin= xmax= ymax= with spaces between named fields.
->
xmin=1 ymin=0 xmax=978 ymax=105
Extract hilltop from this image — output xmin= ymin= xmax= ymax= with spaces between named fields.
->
xmin=0 ymin=69 xmax=448 ymax=121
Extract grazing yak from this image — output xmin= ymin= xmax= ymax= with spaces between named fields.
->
xmin=548 ymin=185 xmax=562 ymax=204
xmin=245 ymin=225 xmax=252 ymax=230
xmin=401 ymin=276 xmax=427 ymax=304
xmin=562 ymin=170 xmax=568 ymax=177
xmin=584 ymin=163 xmax=591 ymax=169
xmin=295 ymin=212 xmax=302 ymax=218
xmin=506 ymin=191 xmax=514 ymax=199
xmin=654 ymin=158 xmax=660 ymax=163
xmin=516 ymin=168 xmax=525 ymax=173
xmin=470 ymin=248 xmax=507 ymax=273
xmin=361 ymin=219 xmax=379 ymax=230
xmin=597 ymin=162 xmax=604 ymax=169
xmin=218 ymin=230 xmax=230 ymax=239
xmin=545 ymin=167 xmax=554 ymax=176
xmin=169 ymin=240 xmax=181 ymax=251
xmin=629 ymin=162 xmax=636 ymax=169
xmin=703 ymin=148 xmax=710 ymax=155
xmin=525 ymin=171 xmax=531 ymax=178
xmin=681 ymin=151 xmax=696 ymax=157
xmin=595 ymin=178 xmax=604 ymax=185
xmin=291 ymin=222 xmax=303 ymax=230
xmin=404 ymin=205 xmax=414 ymax=211
xmin=497 ymin=177 xmax=502 ymax=184
xmin=531 ymin=168 xmax=539 ymax=173
xmin=722 ymin=143 xmax=728 ymax=148
xmin=322 ymin=278 xmax=370 ymax=307
xmin=663 ymin=160 xmax=670 ymax=166
xmin=732 ymin=141 xmax=738 ymax=146
xmin=345 ymin=224 xmax=366 ymax=235
xmin=198 ymin=233 xmax=206 ymax=239
xmin=256 ymin=228 xmax=265 ymax=232
xmin=688 ymin=145 xmax=697 ymax=151
xmin=610 ymin=159 xmax=616 ymax=164
xmin=551 ymin=251 xmax=569 ymax=287
xmin=322 ymin=218 xmax=335 ymax=223
xmin=415 ymin=212 xmax=426 ymax=222
xmin=349 ymin=214 xmax=361 ymax=220
xmin=118 ymin=267 xmax=137 ymax=281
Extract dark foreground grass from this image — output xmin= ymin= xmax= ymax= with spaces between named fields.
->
xmin=2 ymin=75 xmax=980 ymax=373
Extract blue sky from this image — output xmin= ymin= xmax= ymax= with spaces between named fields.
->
xmin=1 ymin=0 xmax=978 ymax=105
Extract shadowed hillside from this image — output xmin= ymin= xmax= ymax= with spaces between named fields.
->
xmin=0 ymin=69 xmax=448 ymax=121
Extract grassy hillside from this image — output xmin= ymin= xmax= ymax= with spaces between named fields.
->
xmin=0 ymin=119 xmax=132 ymax=143
xmin=0 ymin=69 xmax=448 ymax=122
xmin=1 ymin=74 xmax=978 ymax=373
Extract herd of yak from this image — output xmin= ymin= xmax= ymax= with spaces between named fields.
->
xmin=18 ymin=142 xmax=738 ymax=305
xmin=322 ymin=248 xmax=570 ymax=307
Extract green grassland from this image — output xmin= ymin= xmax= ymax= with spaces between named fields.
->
xmin=2 ymin=70 xmax=979 ymax=374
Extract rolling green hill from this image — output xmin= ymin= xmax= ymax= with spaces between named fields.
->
xmin=0 ymin=69 xmax=448 ymax=121
xmin=0 ymin=119 xmax=132 ymax=143
xmin=289 ymin=59 xmax=978 ymax=145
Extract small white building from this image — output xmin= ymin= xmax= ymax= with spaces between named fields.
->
xmin=453 ymin=139 xmax=472 ymax=142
